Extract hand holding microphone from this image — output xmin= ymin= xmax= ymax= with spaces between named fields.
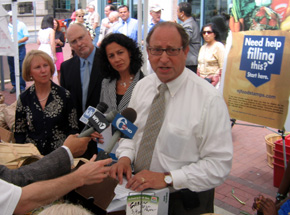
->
xmin=96 ymin=108 xmax=138 ymax=161
xmin=78 ymin=110 xmax=117 ymax=138
xmin=78 ymin=102 xmax=117 ymax=138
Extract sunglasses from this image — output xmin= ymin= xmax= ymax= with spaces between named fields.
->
xmin=202 ymin=31 xmax=213 ymax=35
xmin=78 ymin=15 xmax=84 ymax=18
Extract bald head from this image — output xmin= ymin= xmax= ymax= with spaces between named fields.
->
xmin=67 ymin=23 xmax=94 ymax=59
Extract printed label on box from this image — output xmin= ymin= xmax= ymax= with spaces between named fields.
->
xmin=126 ymin=194 xmax=159 ymax=215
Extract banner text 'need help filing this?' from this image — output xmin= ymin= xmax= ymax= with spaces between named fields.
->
xmin=240 ymin=35 xmax=285 ymax=87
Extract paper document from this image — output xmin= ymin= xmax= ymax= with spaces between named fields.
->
xmin=113 ymin=177 xmax=132 ymax=200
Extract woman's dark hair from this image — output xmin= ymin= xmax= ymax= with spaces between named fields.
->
xmin=41 ymin=15 xmax=54 ymax=29
xmin=211 ymin=15 xmax=228 ymax=44
xmin=54 ymin=18 xmax=60 ymax=32
xmin=200 ymin=23 xmax=221 ymax=42
xmin=99 ymin=33 xmax=143 ymax=81
xmin=178 ymin=2 xmax=192 ymax=17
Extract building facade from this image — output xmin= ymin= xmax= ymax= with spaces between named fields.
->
xmin=2 ymin=0 xmax=230 ymax=36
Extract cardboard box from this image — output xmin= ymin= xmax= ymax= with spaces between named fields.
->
xmin=0 ymin=142 xmax=41 ymax=169
xmin=66 ymin=161 xmax=120 ymax=215
xmin=0 ymin=127 xmax=14 ymax=143
xmin=107 ymin=187 xmax=169 ymax=215
xmin=66 ymin=173 xmax=169 ymax=215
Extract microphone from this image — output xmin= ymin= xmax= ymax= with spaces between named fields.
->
xmin=78 ymin=110 xmax=118 ymax=138
xmin=96 ymin=108 xmax=137 ymax=161
xmin=79 ymin=102 xmax=108 ymax=133
xmin=105 ymin=108 xmax=137 ymax=153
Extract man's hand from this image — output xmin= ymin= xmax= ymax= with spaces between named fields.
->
xmin=76 ymin=155 xmax=112 ymax=186
xmin=109 ymin=157 xmax=132 ymax=185
xmin=260 ymin=197 xmax=278 ymax=215
xmin=126 ymin=170 xmax=167 ymax=192
xmin=252 ymin=195 xmax=278 ymax=215
xmin=90 ymin=131 xmax=104 ymax=143
xmin=63 ymin=134 xmax=90 ymax=157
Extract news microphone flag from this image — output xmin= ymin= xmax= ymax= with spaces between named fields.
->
xmin=79 ymin=106 xmax=97 ymax=125
xmin=111 ymin=113 xmax=137 ymax=139
xmin=88 ymin=111 xmax=110 ymax=133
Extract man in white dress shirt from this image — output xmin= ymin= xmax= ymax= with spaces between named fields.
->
xmin=110 ymin=21 xmax=233 ymax=214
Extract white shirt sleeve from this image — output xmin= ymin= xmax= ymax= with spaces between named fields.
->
xmin=0 ymin=179 xmax=22 ymax=215
xmin=61 ymin=145 xmax=74 ymax=166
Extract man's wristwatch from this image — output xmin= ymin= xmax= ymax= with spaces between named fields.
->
xmin=164 ymin=172 xmax=173 ymax=186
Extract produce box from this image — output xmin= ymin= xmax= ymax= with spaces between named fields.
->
xmin=0 ymin=127 xmax=14 ymax=143
xmin=0 ymin=142 xmax=42 ymax=169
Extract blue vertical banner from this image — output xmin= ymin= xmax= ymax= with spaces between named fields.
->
xmin=240 ymin=35 xmax=285 ymax=87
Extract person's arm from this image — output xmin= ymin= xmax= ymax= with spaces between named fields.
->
xmin=18 ymin=36 xmax=28 ymax=44
xmin=55 ymin=31 xmax=65 ymax=48
xmin=50 ymin=29 xmax=57 ymax=62
xmin=276 ymin=159 xmax=290 ymax=203
xmin=93 ymin=22 xmax=98 ymax=30
xmin=14 ymin=156 xmax=112 ymax=215
xmin=92 ymin=13 xmax=100 ymax=30
xmin=183 ymin=23 xmax=194 ymax=40
xmin=59 ymin=32 xmax=65 ymax=47
xmin=64 ymin=90 xmax=79 ymax=135
xmin=14 ymin=98 xmax=28 ymax=143
xmin=210 ymin=43 xmax=225 ymax=86
xmin=109 ymin=156 xmax=132 ymax=185
xmin=0 ymin=135 xmax=91 ymax=186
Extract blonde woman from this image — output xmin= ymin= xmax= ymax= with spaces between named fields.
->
xmin=14 ymin=50 xmax=78 ymax=155
xmin=70 ymin=9 xmax=95 ymax=40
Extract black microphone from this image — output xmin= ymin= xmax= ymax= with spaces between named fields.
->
xmin=79 ymin=102 xmax=109 ymax=134
xmin=78 ymin=110 xmax=118 ymax=138
xmin=96 ymin=108 xmax=137 ymax=160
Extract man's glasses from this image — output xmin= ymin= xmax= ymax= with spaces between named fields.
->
xmin=202 ymin=31 xmax=213 ymax=35
xmin=148 ymin=47 xmax=183 ymax=56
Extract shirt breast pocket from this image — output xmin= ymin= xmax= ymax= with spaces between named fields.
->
xmin=160 ymin=123 xmax=199 ymax=161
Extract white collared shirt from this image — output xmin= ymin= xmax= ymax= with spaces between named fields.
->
xmin=116 ymin=68 xmax=233 ymax=192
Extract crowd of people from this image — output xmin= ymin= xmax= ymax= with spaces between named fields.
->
xmin=7 ymin=2 xmax=288 ymax=215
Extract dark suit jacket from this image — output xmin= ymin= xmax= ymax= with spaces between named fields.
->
xmin=0 ymin=147 xmax=71 ymax=187
xmin=60 ymin=49 xmax=103 ymax=131
xmin=60 ymin=49 xmax=103 ymax=159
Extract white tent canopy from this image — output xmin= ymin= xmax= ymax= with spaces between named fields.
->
xmin=0 ymin=5 xmax=14 ymax=56
xmin=0 ymin=0 xmax=34 ymax=98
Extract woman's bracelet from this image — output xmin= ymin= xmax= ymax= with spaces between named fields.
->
xmin=276 ymin=193 xmax=287 ymax=202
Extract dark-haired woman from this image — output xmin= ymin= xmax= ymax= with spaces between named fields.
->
xmin=37 ymin=15 xmax=57 ymax=63
xmin=98 ymin=33 xmax=144 ymax=113
xmin=197 ymin=23 xmax=225 ymax=88
xmin=53 ymin=18 xmax=65 ymax=83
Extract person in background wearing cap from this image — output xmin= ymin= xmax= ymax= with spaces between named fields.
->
xmin=177 ymin=2 xmax=201 ymax=74
xmin=7 ymin=11 xmax=28 ymax=94
xmin=147 ymin=4 xmax=165 ymax=33
xmin=143 ymin=3 xmax=166 ymax=75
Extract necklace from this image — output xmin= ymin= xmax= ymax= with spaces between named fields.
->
xmin=38 ymin=91 xmax=50 ymax=102
xmin=119 ymin=76 xmax=133 ymax=88
xmin=38 ymin=95 xmax=49 ymax=102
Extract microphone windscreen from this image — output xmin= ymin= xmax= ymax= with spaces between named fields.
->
xmin=96 ymin=102 xmax=109 ymax=113
xmin=121 ymin=108 xmax=137 ymax=123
